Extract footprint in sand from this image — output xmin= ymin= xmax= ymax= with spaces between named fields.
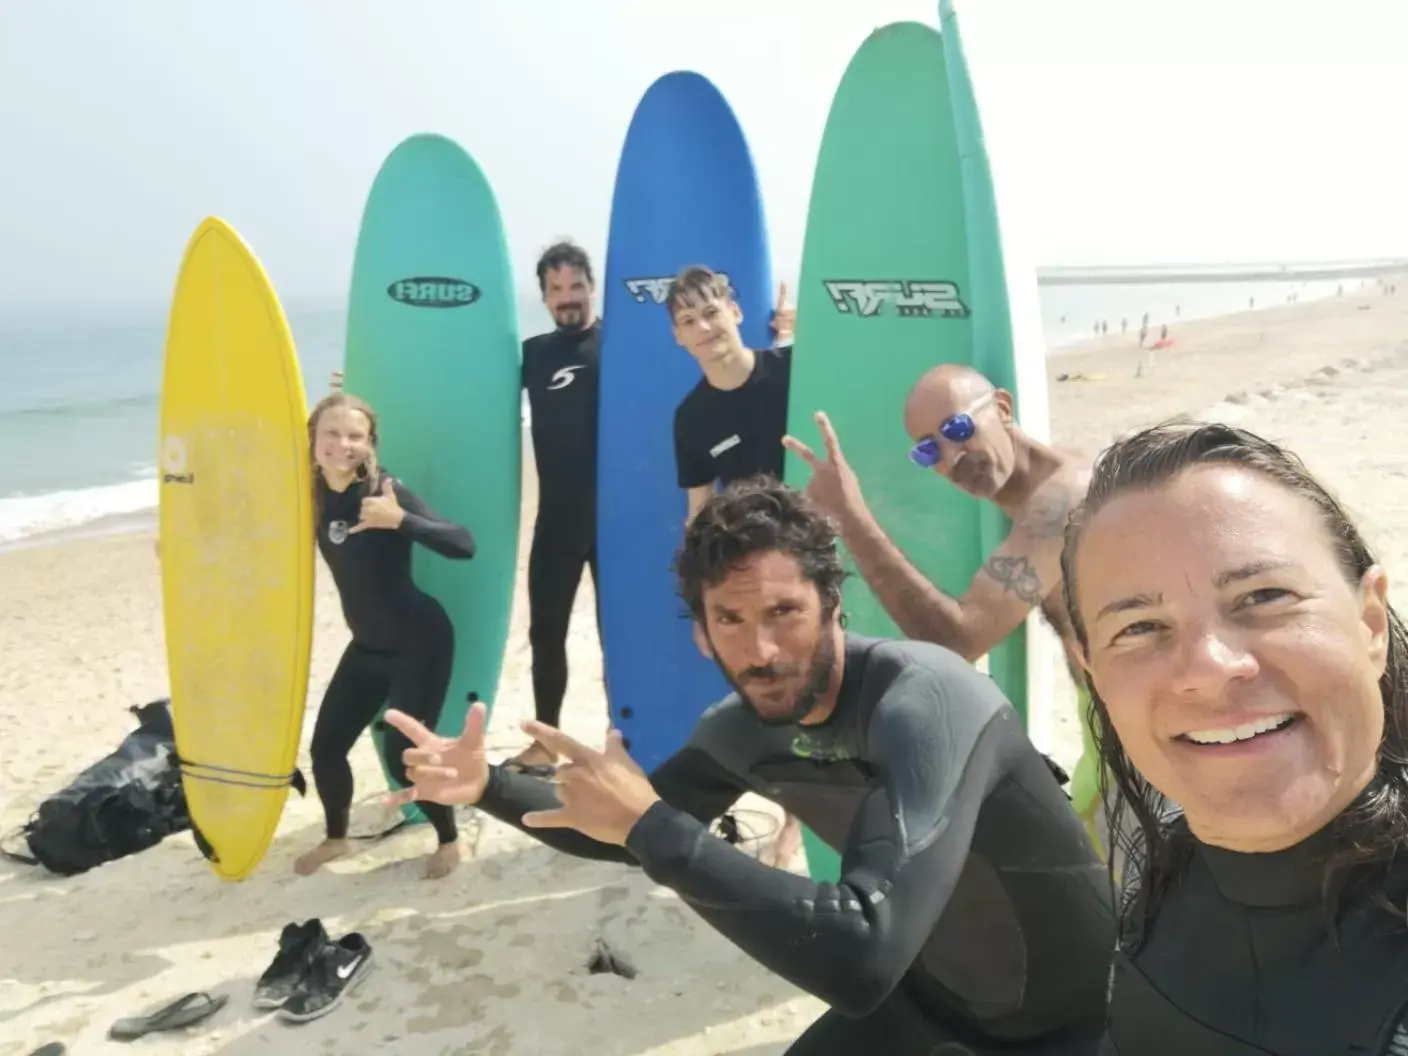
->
xmin=598 ymin=884 xmax=630 ymax=907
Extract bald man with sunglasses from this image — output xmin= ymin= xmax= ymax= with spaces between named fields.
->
xmin=782 ymin=364 xmax=1109 ymax=857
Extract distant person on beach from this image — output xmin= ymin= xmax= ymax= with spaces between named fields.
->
xmin=1136 ymin=323 xmax=1165 ymax=379
xmin=668 ymin=263 xmax=803 ymax=867
xmin=385 ymin=479 xmax=1116 ymax=1055
xmin=294 ymin=391 xmax=477 ymax=880
xmin=781 ymin=364 xmax=1122 ymax=864
xmin=505 ymin=240 xmax=607 ymax=776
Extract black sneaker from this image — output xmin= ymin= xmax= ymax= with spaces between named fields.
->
xmin=253 ymin=919 xmax=327 ymax=1010
xmin=278 ymin=932 xmax=374 ymax=1023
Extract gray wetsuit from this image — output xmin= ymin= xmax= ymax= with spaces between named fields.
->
xmin=477 ymin=633 xmax=1116 ymax=1054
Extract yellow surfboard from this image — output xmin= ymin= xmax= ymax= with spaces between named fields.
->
xmin=157 ymin=216 xmax=314 ymax=882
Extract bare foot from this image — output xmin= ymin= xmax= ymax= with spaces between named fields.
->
xmin=506 ymin=740 xmax=556 ymax=770
xmin=294 ymin=838 xmax=350 ymax=876
xmin=423 ymin=842 xmax=461 ymax=880
xmin=763 ymin=814 xmax=804 ymax=869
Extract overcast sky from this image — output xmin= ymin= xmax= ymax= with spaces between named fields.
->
xmin=0 ymin=0 xmax=1402 ymax=314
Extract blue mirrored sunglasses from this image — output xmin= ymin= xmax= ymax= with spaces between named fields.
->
xmin=909 ymin=413 xmax=978 ymax=467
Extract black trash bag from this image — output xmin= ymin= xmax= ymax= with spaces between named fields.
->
xmin=1 ymin=698 xmax=210 ymax=876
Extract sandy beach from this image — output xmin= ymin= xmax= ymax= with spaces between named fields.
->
xmin=3 ymin=277 xmax=1406 ymax=1055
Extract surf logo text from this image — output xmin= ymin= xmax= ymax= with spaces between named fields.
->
xmin=547 ymin=365 xmax=583 ymax=391
xmin=823 ymin=280 xmax=970 ymax=319
xmin=386 ymin=277 xmax=481 ymax=309
xmin=625 ymin=273 xmax=733 ymax=306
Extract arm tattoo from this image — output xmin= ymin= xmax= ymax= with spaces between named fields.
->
xmin=982 ymin=554 xmax=1046 ymax=605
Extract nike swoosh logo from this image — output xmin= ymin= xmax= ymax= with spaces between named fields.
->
xmin=336 ymin=956 xmax=364 ymax=980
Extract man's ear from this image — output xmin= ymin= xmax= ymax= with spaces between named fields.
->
xmin=994 ymin=387 xmax=1015 ymax=425
xmin=692 ymin=621 xmax=713 ymax=659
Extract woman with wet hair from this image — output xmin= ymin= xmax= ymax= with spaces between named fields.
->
xmin=294 ymin=391 xmax=477 ymax=881
xmin=1059 ymin=419 xmax=1408 ymax=1055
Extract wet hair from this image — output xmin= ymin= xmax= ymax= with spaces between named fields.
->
xmin=665 ymin=265 xmax=733 ymax=321
xmin=307 ymin=391 xmax=381 ymax=528
xmin=535 ymin=240 xmax=594 ymax=292
xmin=1059 ymin=418 xmax=1408 ymax=937
xmin=675 ymin=476 xmax=848 ymax=622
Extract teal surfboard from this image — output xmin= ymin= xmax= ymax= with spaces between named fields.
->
xmin=787 ymin=16 xmax=1046 ymax=880
xmin=343 ymin=133 xmax=521 ymax=823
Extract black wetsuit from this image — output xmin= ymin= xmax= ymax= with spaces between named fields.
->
xmin=1100 ymin=821 xmax=1408 ymax=1055
xmin=477 ymin=633 xmax=1116 ymax=1053
xmin=312 ymin=471 xmax=476 ymax=845
xmin=673 ymin=345 xmax=792 ymax=490
xmin=522 ymin=321 xmax=601 ymax=727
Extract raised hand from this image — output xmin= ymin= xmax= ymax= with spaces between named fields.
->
xmin=348 ymin=476 xmax=405 ymax=533
xmin=781 ymin=410 xmax=868 ymax=524
xmin=519 ymin=722 xmax=661 ymax=846
xmin=771 ymin=281 xmax=796 ymax=345
xmin=383 ymin=702 xmax=490 ymax=808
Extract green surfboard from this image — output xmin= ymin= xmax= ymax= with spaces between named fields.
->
xmin=786 ymin=16 xmax=1046 ymax=880
xmin=343 ymin=133 xmax=521 ymax=824
xmin=943 ymin=0 xmax=1060 ymax=802
xmin=940 ymin=0 xmax=1034 ymax=720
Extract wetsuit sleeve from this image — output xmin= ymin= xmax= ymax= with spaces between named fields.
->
xmin=474 ymin=745 xmax=747 ymax=863
xmin=673 ymin=403 xmax=714 ymax=489
xmin=622 ymin=667 xmax=1025 ymax=1017
xmin=390 ymin=479 xmax=477 ymax=559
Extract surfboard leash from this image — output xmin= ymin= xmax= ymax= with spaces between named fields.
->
xmin=174 ymin=756 xmax=308 ymax=796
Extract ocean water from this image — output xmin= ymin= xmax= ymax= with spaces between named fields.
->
xmin=1040 ymin=274 xmax=1357 ymax=347
xmin=0 ymin=274 xmax=1374 ymax=545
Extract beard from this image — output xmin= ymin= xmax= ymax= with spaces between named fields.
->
xmin=552 ymin=302 xmax=588 ymax=332
xmin=709 ymin=623 xmax=838 ymax=728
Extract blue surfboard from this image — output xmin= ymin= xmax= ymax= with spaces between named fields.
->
xmin=597 ymin=71 xmax=773 ymax=774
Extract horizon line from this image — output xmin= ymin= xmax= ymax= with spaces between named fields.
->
xmin=2 ymin=256 xmax=1404 ymax=317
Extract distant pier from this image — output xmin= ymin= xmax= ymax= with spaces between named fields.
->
xmin=1036 ymin=259 xmax=1408 ymax=287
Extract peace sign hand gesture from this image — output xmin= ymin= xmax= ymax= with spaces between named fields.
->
xmin=348 ymin=476 xmax=405 ymax=534
xmin=782 ymin=410 xmax=869 ymax=526
xmin=383 ymin=702 xmax=491 ymax=808
xmin=519 ymin=721 xmax=662 ymax=846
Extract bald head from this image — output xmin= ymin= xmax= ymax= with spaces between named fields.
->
xmin=900 ymin=365 xmax=1019 ymax=497
xmin=904 ymin=364 xmax=996 ymax=422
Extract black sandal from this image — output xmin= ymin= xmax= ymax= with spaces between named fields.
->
xmin=109 ymin=991 xmax=227 ymax=1041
